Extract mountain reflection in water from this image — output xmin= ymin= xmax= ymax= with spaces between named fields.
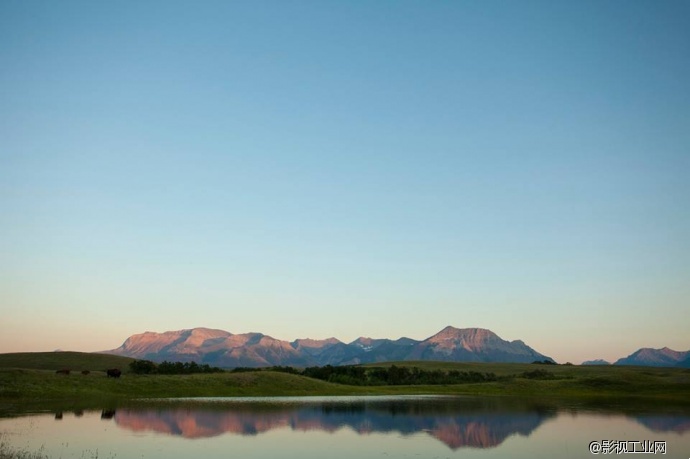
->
xmin=111 ymin=398 xmax=554 ymax=449
xmin=634 ymin=415 xmax=690 ymax=434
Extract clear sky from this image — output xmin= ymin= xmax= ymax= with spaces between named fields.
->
xmin=1 ymin=1 xmax=688 ymax=364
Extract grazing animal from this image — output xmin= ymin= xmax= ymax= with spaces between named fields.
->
xmin=106 ymin=368 xmax=122 ymax=378
xmin=81 ymin=370 xmax=90 ymax=375
xmin=55 ymin=369 xmax=70 ymax=375
xmin=101 ymin=409 xmax=116 ymax=419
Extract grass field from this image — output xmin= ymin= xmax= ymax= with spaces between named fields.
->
xmin=363 ymin=360 xmax=690 ymax=405
xmin=0 ymin=352 xmax=134 ymax=373
xmin=1 ymin=352 xmax=689 ymax=414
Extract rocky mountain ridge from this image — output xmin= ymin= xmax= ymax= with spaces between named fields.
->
xmin=614 ymin=347 xmax=690 ymax=367
xmin=106 ymin=326 xmax=554 ymax=368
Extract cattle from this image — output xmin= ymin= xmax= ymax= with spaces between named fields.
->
xmin=101 ymin=409 xmax=116 ymax=419
xmin=106 ymin=368 xmax=122 ymax=378
xmin=55 ymin=369 xmax=70 ymax=375
xmin=81 ymin=370 xmax=90 ymax=375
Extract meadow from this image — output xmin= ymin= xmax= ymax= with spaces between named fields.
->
xmin=1 ymin=352 xmax=688 ymax=415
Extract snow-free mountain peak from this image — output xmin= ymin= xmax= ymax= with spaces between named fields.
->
xmin=106 ymin=326 xmax=553 ymax=367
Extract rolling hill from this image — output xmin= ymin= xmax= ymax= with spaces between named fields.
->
xmin=0 ymin=351 xmax=134 ymax=372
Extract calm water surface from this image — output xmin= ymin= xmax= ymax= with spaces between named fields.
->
xmin=1 ymin=396 xmax=689 ymax=459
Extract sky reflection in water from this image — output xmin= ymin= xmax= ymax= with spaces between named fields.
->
xmin=1 ymin=396 xmax=689 ymax=459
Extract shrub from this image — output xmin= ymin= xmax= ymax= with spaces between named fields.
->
xmin=129 ymin=360 xmax=157 ymax=374
xmin=520 ymin=369 xmax=556 ymax=380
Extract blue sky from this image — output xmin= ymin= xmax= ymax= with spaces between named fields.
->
xmin=1 ymin=1 xmax=688 ymax=363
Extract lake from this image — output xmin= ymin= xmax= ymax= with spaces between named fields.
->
xmin=1 ymin=395 xmax=689 ymax=458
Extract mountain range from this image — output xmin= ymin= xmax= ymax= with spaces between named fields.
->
xmin=105 ymin=326 xmax=554 ymax=368
xmin=581 ymin=347 xmax=690 ymax=368
xmin=581 ymin=359 xmax=611 ymax=366
xmin=613 ymin=347 xmax=690 ymax=368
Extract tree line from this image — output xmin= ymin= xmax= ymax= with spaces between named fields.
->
xmin=130 ymin=360 xmax=557 ymax=384
xmin=129 ymin=359 xmax=224 ymax=375
xmin=262 ymin=364 xmax=498 ymax=386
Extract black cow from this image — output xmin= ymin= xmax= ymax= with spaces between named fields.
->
xmin=106 ymin=368 xmax=122 ymax=378
xmin=55 ymin=369 xmax=70 ymax=375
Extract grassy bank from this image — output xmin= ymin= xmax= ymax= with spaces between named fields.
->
xmin=365 ymin=360 xmax=690 ymax=400
xmin=0 ymin=435 xmax=48 ymax=459
xmin=1 ymin=353 xmax=689 ymax=413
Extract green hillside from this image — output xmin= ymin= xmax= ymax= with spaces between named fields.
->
xmin=0 ymin=352 xmax=134 ymax=372
xmin=0 ymin=355 xmax=688 ymax=413
xmin=363 ymin=360 xmax=682 ymax=378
